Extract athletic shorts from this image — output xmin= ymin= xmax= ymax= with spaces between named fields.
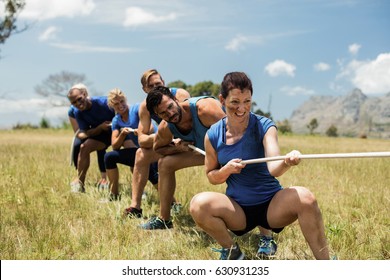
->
xmin=90 ymin=130 xmax=112 ymax=148
xmin=231 ymin=198 xmax=284 ymax=236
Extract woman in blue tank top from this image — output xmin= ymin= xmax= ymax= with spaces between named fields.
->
xmin=190 ymin=72 xmax=329 ymax=260
xmin=104 ymin=88 xmax=158 ymax=201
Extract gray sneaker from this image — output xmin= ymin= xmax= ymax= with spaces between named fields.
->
xmin=70 ymin=181 xmax=85 ymax=193
xmin=140 ymin=216 xmax=173 ymax=230
xmin=212 ymin=243 xmax=245 ymax=260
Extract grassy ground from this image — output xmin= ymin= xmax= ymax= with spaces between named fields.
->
xmin=0 ymin=129 xmax=389 ymax=260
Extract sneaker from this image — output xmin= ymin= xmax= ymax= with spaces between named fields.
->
xmin=140 ymin=216 xmax=173 ymax=230
xmin=171 ymin=202 xmax=182 ymax=215
xmin=109 ymin=193 xmax=121 ymax=201
xmin=97 ymin=179 xmax=109 ymax=190
xmin=212 ymin=243 xmax=245 ymax=260
xmin=123 ymin=207 xmax=143 ymax=218
xmin=70 ymin=181 xmax=85 ymax=193
xmin=257 ymin=235 xmax=277 ymax=258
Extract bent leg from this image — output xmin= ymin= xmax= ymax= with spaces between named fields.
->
xmin=190 ymin=192 xmax=246 ymax=248
xmin=158 ymin=152 xmax=205 ymax=221
xmin=130 ymin=148 xmax=161 ymax=209
xmin=77 ymin=139 xmax=106 ymax=186
xmin=267 ymin=187 xmax=329 ymax=259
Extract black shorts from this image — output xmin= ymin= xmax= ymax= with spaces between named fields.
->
xmin=89 ymin=130 xmax=112 ymax=148
xmin=231 ymin=198 xmax=284 ymax=236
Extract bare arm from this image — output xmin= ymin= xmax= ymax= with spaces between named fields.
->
xmin=137 ymin=100 xmax=155 ymax=148
xmin=69 ymin=116 xmax=79 ymax=133
xmin=205 ymin=134 xmax=246 ymax=185
xmin=264 ymin=126 xmax=301 ymax=177
xmin=153 ymin=121 xmax=191 ymax=155
xmin=197 ymin=98 xmax=226 ymax=127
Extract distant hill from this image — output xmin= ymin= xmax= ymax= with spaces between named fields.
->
xmin=289 ymin=89 xmax=390 ymax=138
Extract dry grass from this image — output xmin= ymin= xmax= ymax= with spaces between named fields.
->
xmin=0 ymin=130 xmax=389 ymax=260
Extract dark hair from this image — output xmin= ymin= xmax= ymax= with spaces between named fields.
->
xmin=146 ymin=86 xmax=175 ymax=115
xmin=220 ymin=72 xmax=253 ymax=98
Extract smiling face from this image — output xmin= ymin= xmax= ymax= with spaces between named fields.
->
xmin=221 ymin=88 xmax=252 ymax=124
xmin=111 ymin=95 xmax=128 ymax=114
xmin=68 ymin=88 xmax=89 ymax=111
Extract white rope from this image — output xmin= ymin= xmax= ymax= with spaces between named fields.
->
xmin=188 ymin=144 xmax=206 ymax=156
xmin=188 ymin=145 xmax=390 ymax=164
xmin=241 ymin=151 xmax=390 ymax=164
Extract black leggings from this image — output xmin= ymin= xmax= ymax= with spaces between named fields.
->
xmin=104 ymin=148 xmax=158 ymax=185
xmin=72 ymin=137 xmax=106 ymax=172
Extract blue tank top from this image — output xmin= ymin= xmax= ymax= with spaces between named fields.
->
xmin=74 ymin=96 xmax=115 ymax=131
xmin=167 ymin=96 xmax=211 ymax=150
xmin=207 ymin=112 xmax=282 ymax=206
xmin=151 ymin=87 xmax=178 ymax=124
xmin=111 ymin=103 xmax=141 ymax=146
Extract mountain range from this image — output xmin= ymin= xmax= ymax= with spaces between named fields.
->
xmin=289 ymin=89 xmax=390 ymax=138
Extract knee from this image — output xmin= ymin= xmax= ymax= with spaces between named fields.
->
xmin=158 ymin=156 xmax=176 ymax=173
xmin=189 ymin=193 xmax=211 ymax=220
xmin=80 ymin=142 xmax=93 ymax=154
xmin=104 ymin=152 xmax=117 ymax=169
xmin=298 ymin=187 xmax=319 ymax=210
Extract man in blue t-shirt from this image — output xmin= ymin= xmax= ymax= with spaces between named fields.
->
xmin=67 ymin=85 xmax=115 ymax=192
xmin=140 ymin=85 xmax=225 ymax=230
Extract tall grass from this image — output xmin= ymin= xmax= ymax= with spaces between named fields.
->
xmin=0 ymin=130 xmax=389 ymax=260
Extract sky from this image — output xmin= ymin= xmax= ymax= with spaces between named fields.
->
xmin=0 ymin=0 xmax=389 ymax=129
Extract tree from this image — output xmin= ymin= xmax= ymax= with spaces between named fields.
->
xmin=276 ymin=119 xmax=292 ymax=134
xmin=190 ymin=81 xmax=220 ymax=97
xmin=326 ymin=125 xmax=338 ymax=137
xmin=167 ymin=80 xmax=189 ymax=90
xmin=35 ymin=71 xmax=93 ymax=106
xmin=307 ymin=118 xmax=318 ymax=134
xmin=0 ymin=0 xmax=26 ymax=45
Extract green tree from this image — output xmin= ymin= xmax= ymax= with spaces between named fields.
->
xmin=190 ymin=81 xmax=220 ymax=97
xmin=326 ymin=125 xmax=338 ymax=137
xmin=167 ymin=80 xmax=189 ymax=90
xmin=39 ymin=117 xmax=51 ymax=129
xmin=0 ymin=0 xmax=26 ymax=45
xmin=307 ymin=118 xmax=318 ymax=134
xmin=276 ymin=119 xmax=292 ymax=134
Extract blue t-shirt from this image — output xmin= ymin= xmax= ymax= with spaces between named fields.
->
xmin=111 ymin=103 xmax=142 ymax=146
xmin=68 ymin=106 xmax=76 ymax=118
xmin=167 ymin=96 xmax=210 ymax=150
xmin=74 ymin=96 xmax=115 ymax=131
xmin=207 ymin=112 xmax=282 ymax=206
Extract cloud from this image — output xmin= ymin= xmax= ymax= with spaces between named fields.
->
xmin=348 ymin=43 xmax=361 ymax=55
xmin=49 ymin=42 xmax=137 ymax=53
xmin=123 ymin=7 xmax=177 ymax=27
xmin=39 ymin=26 xmax=59 ymax=41
xmin=314 ymin=62 xmax=331 ymax=72
xmin=280 ymin=86 xmax=315 ymax=96
xmin=352 ymin=53 xmax=390 ymax=94
xmin=225 ymin=35 xmax=263 ymax=52
xmin=335 ymin=53 xmax=390 ymax=94
xmin=265 ymin=60 xmax=296 ymax=77
xmin=20 ymin=0 xmax=95 ymax=20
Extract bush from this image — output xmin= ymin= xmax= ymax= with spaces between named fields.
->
xmin=326 ymin=125 xmax=338 ymax=137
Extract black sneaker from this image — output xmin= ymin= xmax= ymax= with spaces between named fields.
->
xmin=212 ymin=243 xmax=245 ymax=260
xmin=123 ymin=207 xmax=143 ymax=218
xmin=140 ymin=216 xmax=173 ymax=230
xmin=109 ymin=193 xmax=121 ymax=201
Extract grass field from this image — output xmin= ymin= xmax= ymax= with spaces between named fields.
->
xmin=0 ymin=129 xmax=389 ymax=260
